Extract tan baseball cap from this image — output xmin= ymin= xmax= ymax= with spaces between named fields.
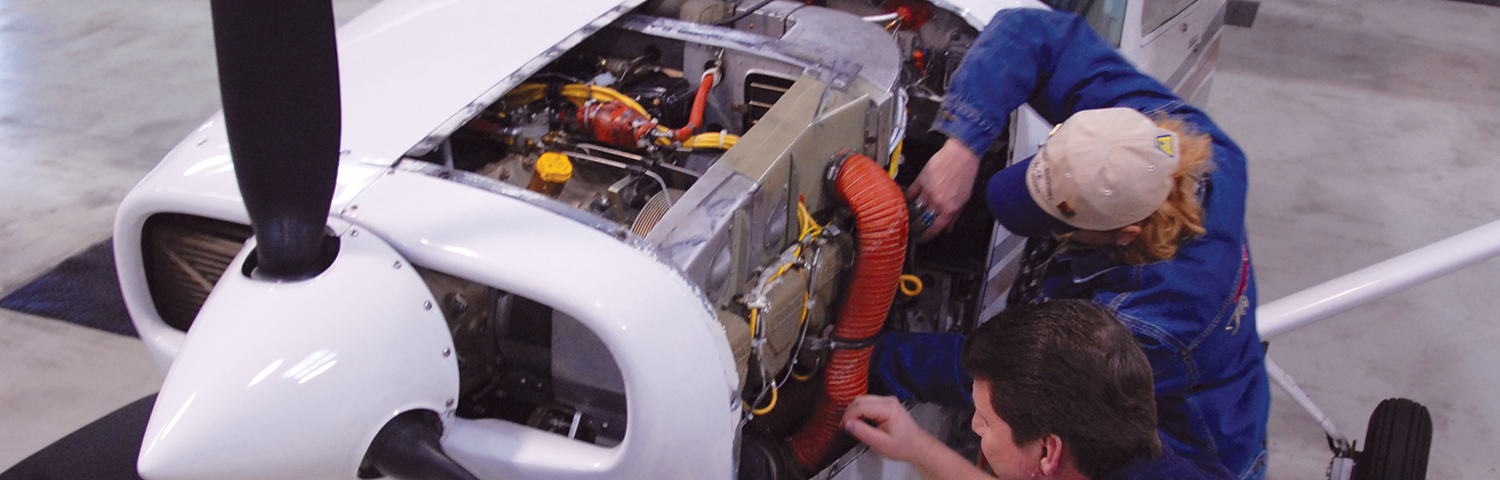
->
xmin=987 ymin=108 xmax=1180 ymax=237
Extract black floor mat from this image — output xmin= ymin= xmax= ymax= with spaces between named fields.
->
xmin=1 ymin=239 xmax=136 ymax=337
xmin=0 ymin=394 xmax=153 ymax=480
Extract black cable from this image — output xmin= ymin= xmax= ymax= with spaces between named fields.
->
xmin=530 ymin=72 xmax=586 ymax=84
xmin=716 ymin=0 xmax=776 ymax=26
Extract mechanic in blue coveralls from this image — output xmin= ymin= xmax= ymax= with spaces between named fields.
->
xmin=880 ymin=8 xmax=1270 ymax=480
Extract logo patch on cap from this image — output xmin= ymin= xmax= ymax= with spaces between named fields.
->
xmin=1156 ymin=135 xmax=1176 ymax=158
xmin=1055 ymin=201 xmax=1077 ymax=218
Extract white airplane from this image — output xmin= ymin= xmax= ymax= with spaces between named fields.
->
xmin=10 ymin=0 xmax=1476 ymax=479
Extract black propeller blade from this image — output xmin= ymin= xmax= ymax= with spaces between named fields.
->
xmin=208 ymin=5 xmax=481 ymax=479
xmin=361 ymin=411 xmax=482 ymax=480
xmin=211 ymin=0 xmax=342 ymax=281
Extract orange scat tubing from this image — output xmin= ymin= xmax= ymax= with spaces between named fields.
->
xmin=788 ymin=153 xmax=909 ymax=471
xmin=668 ymin=72 xmax=715 ymax=142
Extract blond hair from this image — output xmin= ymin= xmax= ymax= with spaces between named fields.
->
xmin=1061 ymin=117 xmax=1213 ymax=265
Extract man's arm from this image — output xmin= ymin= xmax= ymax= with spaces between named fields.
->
xmin=913 ymin=9 xmax=1197 ymax=237
xmin=842 ymin=395 xmax=994 ymax=480
xmin=934 ymin=9 xmax=1183 ymax=154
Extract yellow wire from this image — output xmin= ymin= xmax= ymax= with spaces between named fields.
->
xmin=684 ymin=132 xmax=740 ymax=150
xmin=799 ymin=292 xmax=809 ymax=326
xmin=750 ymin=385 xmax=779 ymax=415
xmin=748 ymin=308 xmax=759 ymax=337
xmin=503 ymin=84 xmax=652 ymax=116
xmin=888 ymin=139 xmax=903 ymax=178
xmin=766 ymin=262 xmax=795 ymax=284
xmin=796 ymin=201 xmax=823 ymax=241
xmin=744 ymin=200 xmax=826 ymax=392
xmin=899 ymin=274 xmax=924 ymax=296
xmin=744 ymin=305 xmax=779 ymax=415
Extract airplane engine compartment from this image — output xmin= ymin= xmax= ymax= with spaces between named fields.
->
xmin=126 ymin=1 xmax=1013 ymax=478
xmin=384 ymin=3 xmax=1005 ymax=476
xmin=397 ymin=1 xmax=907 ymax=459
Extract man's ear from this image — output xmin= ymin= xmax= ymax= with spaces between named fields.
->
xmin=1037 ymin=434 xmax=1066 ymax=476
xmin=1115 ymin=224 xmax=1143 ymax=246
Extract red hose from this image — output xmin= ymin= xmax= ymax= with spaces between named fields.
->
xmin=788 ymin=152 xmax=908 ymax=471
xmin=668 ymin=72 xmax=715 ymax=142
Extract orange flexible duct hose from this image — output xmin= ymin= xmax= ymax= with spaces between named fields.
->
xmin=788 ymin=152 xmax=908 ymax=471
xmin=668 ymin=72 xmax=715 ymax=142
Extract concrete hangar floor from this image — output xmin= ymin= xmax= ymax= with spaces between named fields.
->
xmin=0 ymin=0 xmax=1496 ymax=478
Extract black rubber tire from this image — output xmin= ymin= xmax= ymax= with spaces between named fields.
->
xmin=1352 ymin=398 xmax=1433 ymax=480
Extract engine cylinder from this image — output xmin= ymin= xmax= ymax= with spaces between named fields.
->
xmin=576 ymin=100 xmax=657 ymax=149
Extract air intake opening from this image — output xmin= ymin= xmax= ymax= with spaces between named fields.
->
xmin=141 ymin=214 xmax=253 ymax=331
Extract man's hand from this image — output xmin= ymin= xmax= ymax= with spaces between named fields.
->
xmin=907 ymin=138 xmax=981 ymax=243
xmin=844 ymin=396 xmax=995 ymax=480
xmin=842 ymin=395 xmax=941 ymax=463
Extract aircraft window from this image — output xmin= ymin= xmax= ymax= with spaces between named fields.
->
xmin=1141 ymin=0 xmax=1199 ymax=34
xmin=1044 ymin=0 xmax=1127 ymax=48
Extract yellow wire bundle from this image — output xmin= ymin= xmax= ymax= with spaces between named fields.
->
xmin=683 ymin=132 xmax=740 ymax=150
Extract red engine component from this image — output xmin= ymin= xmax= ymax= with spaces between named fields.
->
xmin=880 ymin=0 xmax=934 ymax=31
xmin=665 ymin=71 xmax=716 ymax=142
xmin=576 ymin=100 xmax=659 ymax=149
xmin=787 ymin=152 xmax=908 ymax=472
xmin=571 ymin=71 xmax=717 ymax=148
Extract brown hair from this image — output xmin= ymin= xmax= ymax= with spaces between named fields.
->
xmin=1110 ymin=117 xmax=1214 ymax=264
xmin=962 ymin=300 xmax=1160 ymax=478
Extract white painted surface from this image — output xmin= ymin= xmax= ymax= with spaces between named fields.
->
xmin=329 ymin=0 xmax=643 ymax=164
xmin=344 ymin=170 xmax=740 ymax=479
xmin=930 ymin=0 xmax=1050 ymax=29
xmin=112 ymin=114 xmax=393 ymax=371
xmin=6 ymin=0 xmax=1500 ymax=479
xmin=115 ymin=0 xmax=649 ymax=371
xmin=1258 ymin=218 xmax=1500 ymax=339
xmin=137 ymin=228 xmax=458 ymax=480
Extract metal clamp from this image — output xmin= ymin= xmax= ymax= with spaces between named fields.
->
xmin=823 ymin=150 xmax=860 ymax=193
xmin=810 ymin=334 xmax=877 ymax=351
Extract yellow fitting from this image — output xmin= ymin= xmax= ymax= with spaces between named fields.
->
xmin=888 ymin=140 xmax=903 ymax=178
xmin=899 ymin=274 xmax=923 ymax=297
xmin=535 ymin=152 xmax=573 ymax=183
xmin=750 ymin=386 xmax=779 ymax=415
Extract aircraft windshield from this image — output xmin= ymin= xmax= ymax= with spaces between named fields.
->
xmin=1044 ymin=0 xmax=1127 ymax=47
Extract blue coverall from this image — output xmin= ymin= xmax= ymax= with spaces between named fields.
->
xmin=876 ymin=9 xmax=1270 ymax=480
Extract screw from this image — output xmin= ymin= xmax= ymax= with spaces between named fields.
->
xmin=392 ymin=260 xmax=402 ymax=269
xmin=350 ymin=229 xmax=359 ymax=237
xmin=449 ymin=294 xmax=469 ymax=314
xmin=423 ymin=301 xmax=433 ymax=310
xmin=446 ymin=398 xmax=456 ymax=407
xmin=442 ymin=348 xmax=452 ymax=358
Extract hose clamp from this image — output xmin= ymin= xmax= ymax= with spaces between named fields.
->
xmin=823 ymin=150 xmax=860 ymax=194
xmin=801 ymin=332 xmax=878 ymax=351
xmin=828 ymin=335 xmax=879 ymax=350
